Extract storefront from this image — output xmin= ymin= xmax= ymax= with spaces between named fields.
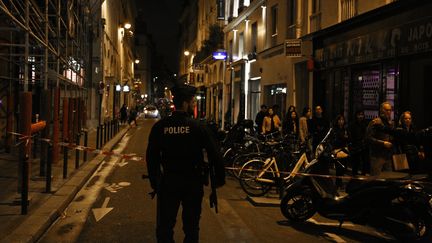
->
xmin=312 ymin=1 xmax=432 ymax=128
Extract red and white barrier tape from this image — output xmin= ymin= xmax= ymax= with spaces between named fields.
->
xmin=8 ymin=132 xmax=145 ymax=162
xmin=224 ymin=166 xmax=431 ymax=183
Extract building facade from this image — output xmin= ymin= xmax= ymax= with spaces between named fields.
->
xmin=95 ymin=0 xmax=137 ymax=125
xmin=181 ymin=0 xmax=429 ymax=133
xmin=311 ymin=0 xmax=431 ymax=129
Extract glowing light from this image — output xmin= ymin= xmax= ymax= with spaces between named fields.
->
xmin=124 ymin=23 xmax=131 ymax=29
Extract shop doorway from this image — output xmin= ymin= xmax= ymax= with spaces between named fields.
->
xmin=264 ymin=83 xmax=287 ymax=119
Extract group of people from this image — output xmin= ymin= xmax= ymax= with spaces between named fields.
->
xmin=255 ymin=102 xmax=428 ymax=178
xmin=119 ymin=104 xmax=138 ymax=126
xmin=145 ymin=81 xmax=429 ymax=242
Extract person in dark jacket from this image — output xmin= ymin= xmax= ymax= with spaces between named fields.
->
xmin=146 ymin=84 xmax=225 ymax=243
xmin=348 ymin=110 xmax=369 ymax=175
xmin=255 ymin=104 xmax=267 ymax=132
xmin=310 ymin=106 xmax=330 ymax=152
xmin=331 ymin=115 xmax=350 ymax=188
xmin=367 ymin=102 xmax=394 ymax=176
xmin=120 ymin=104 xmax=128 ymax=124
xmin=395 ymin=111 xmax=425 ymax=173
xmin=283 ymin=110 xmax=299 ymax=136
xmin=128 ymin=106 xmax=138 ymax=126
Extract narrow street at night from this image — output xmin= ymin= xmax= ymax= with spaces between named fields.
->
xmin=38 ymin=118 xmax=395 ymax=243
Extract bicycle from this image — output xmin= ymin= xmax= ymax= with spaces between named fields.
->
xmin=238 ymin=141 xmax=310 ymax=198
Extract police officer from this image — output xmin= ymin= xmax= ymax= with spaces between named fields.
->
xmin=146 ymin=84 xmax=225 ymax=243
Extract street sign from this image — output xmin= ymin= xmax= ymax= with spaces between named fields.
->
xmin=285 ymin=39 xmax=302 ymax=57
xmin=213 ymin=51 xmax=227 ymax=60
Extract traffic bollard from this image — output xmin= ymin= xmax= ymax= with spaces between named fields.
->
xmin=21 ymin=155 xmax=29 ymax=215
xmin=75 ymin=133 xmax=80 ymax=169
xmin=104 ymin=122 xmax=107 ymax=144
xmin=99 ymin=124 xmax=104 ymax=148
xmin=111 ymin=120 xmax=115 ymax=138
xmin=83 ymin=130 xmax=88 ymax=162
xmin=46 ymin=144 xmax=53 ymax=193
xmin=63 ymin=146 xmax=68 ymax=179
xmin=108 ymin=120 xmax=111 ymax=140
xmin=96 ymin=125 xmax=100 ymax=149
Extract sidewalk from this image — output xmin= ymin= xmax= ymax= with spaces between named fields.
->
xmin=0 ymin=124 xmax=130 ymax=243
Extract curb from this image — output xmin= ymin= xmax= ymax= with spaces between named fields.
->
xmin=1 ymin=127 xmax=130 ymax=243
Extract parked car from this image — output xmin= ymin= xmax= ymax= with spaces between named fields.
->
xmin=143 ymin=105 xmax=159 ymax=118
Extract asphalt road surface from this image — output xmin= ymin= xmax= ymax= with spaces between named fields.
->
xmin=39 ymin=118 xmax=397 ymax=243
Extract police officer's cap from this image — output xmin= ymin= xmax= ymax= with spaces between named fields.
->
xmin=171 ymin=84 xmax=197 ymax=100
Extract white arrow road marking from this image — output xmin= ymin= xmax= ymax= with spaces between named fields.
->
xmin=40 ymin=131 xmax=131 ymax=242
xmin=104 ymin=182 xmax=131 ymax=193
xmin=324 ymin=232 xmax=346 ymax=243
xmin=117 ymin=159 xmax=129 ymax=167
xmin=92 ymin=197 xmax=114 ymax=222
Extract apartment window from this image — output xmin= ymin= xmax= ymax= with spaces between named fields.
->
xmin=271 ymin=5 xmax=278 ymax=36
xmin=287 ymin=0 xmax=297 ymax=38
xmin=340 ymin=0 xmax=357 ymax=21
xmin=287 ymin=0 xmax=296 ymax=26
xmin=229 ymin=39 xmax=233 ymax=62
xmin=309 ymin=0 xmax=321 ymax=32
xmin=312 ymin=0 xmax=320 ymax=13
xmin=271 ymin=4 xmax=278 ymax=46
xmin=239 ymin=32 xmax=244 ymax=59
xmin=251 ymin=22 xmax=258 ymax=53
xmin=230 ymin=0 xmax=234 ymax=18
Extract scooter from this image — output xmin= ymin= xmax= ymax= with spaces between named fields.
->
xmin=280 ymin=128 xmax=432 ymax=241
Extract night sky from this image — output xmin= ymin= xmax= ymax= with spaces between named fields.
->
xmin=134 ymin=0 xmax=186 ymax=73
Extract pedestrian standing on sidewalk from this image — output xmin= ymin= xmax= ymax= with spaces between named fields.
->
xmin=349 ymin=110 xmax=370 ymax=175
xmin=396 ymin=111 xmax=425 ymax=173
xmin=255 ymin=104 xmax=267 ymax=133
xmin=299 ymin=107 xmax=313 ymax=159
xmin=331 ymin=115 xmax=350 ymax=189
xmin=262 ymin=107 xmax=281 ymax=135
xmin=146 ymin=84 xmax=225 ymax=243
xmin=367 ymin=101 xmax=394 ymax=176
xmin=120 ymin=104 xmax=128 ymax=124
xmin=310 ymin=105 xmax=330 ymax=152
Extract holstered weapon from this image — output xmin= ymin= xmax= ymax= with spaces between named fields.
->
xmin=209 ymin=165 xmax=218 ymax=213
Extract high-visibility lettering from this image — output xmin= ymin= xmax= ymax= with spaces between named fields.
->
xmin=164 ymin=126 xmax=190 ymax=134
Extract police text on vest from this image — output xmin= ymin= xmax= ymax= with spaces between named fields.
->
xmin=164 ymin=126 xmax=190 ymax=134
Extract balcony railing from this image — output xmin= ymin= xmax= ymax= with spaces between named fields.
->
xmin=309 ymin=12 xmax=321 ymax=33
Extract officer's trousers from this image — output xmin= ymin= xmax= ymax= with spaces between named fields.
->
xmin=156 ymin=181 xmax=204 ymax=243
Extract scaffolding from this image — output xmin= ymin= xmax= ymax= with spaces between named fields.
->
xmin=0 ymin=0 xmax=100 ymax=152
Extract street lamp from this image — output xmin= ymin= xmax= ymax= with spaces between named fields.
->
xmin=124 ymin=22 xmax=132 ymax=30
xmin=134 ymin=59 xmax=140 ymax=64
xmin=184 ymin=50 xmax=190 ymax=56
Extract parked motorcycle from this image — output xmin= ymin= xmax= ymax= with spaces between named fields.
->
xmin=280 ymin=128 xmax=432 ymax=241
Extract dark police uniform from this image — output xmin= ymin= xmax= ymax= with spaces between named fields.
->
xmin=146 ymin=85 xmax=225 ymax=243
